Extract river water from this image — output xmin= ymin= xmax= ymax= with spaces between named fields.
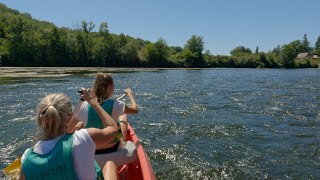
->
xmin=0 ymin=69 xmax=319 ymax=179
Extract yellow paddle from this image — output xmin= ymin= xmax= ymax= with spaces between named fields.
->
xmin=3 ymin=156 xmax=21 ymax=178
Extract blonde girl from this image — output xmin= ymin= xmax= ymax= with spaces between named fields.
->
xmin=19 ymin=90 xmax=118 ymax=180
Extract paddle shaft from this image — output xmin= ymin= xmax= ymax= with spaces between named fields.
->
xmin=117 ymin=94 xmax=126 ymax=101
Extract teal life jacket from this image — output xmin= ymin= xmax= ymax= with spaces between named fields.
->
xmin=87 ymin=100 xmax=115 ymax=129
xmin=87 ymin=99 xmax=123 ymax=143
xmin=22 ymin=133 xmax=103 ymax=180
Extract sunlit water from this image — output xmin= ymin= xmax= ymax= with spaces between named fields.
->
xmin=1 ymin=69 xmax=320 ymax=179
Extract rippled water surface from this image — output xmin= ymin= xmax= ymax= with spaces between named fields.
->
xmin=1 ymin=69 xmax=320 ymax=179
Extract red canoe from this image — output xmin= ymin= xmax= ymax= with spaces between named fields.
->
xmin=118 ymin=124 xmax=156 ymax=180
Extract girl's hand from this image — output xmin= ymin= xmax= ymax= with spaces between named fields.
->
xmin=80 ymin=88 xmax=98 ymax=105
xmin=124 ymin=88 xmax=133 ymax=98
xmin=123 ymin=88 xmax=138 ymax=114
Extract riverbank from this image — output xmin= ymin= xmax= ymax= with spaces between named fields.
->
xmin=0 ymin=67 xmax=159 ymax=78
xmin=1 ymin=67 xmax=319 ymax=78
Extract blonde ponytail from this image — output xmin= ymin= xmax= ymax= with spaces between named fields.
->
xmin=36 ymin=94 xmax=72 ymax=140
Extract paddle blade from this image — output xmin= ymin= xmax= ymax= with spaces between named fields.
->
xmin=3 ymin=157 xmax=21 ymax=179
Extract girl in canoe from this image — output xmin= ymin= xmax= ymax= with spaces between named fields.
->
xmin=19 ymin=91 xmax=118 ymax=180
xmin=69 ymin=73 xmax=138 ymax=166
xmin=91 ymin=73 xmax=138 ymax=141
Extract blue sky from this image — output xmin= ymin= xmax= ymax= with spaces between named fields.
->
xmin=1 ymin=0 xmax=319 ymax=55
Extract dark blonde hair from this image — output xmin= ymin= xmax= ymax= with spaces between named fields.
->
xmin=36 ymin=93 xmax=72 ymax=139
xmin=93 ymin=73 xmax=114 ymax=103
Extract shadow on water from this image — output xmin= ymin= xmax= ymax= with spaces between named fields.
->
xmin=0 ymin=77 xmax=71 ymax=87
xmin=0 ymin=77 xmax=39 ymax=86
xmin=0 ymin=77 xmax=17 ymax=85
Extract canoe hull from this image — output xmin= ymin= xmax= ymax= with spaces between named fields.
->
xmin=118 ymin=124 xmax=156 ymax=180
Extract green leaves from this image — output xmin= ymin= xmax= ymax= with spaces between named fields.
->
xmin=315 ymin=36 xmax=320 ymax=50
xmin=230 ymin=46 xmax=252 ymax=56
xmin=141 ymin=38 xmax=169 ymax=67
xmin=302 ymin=33 xmax=310 ymax=53
xmin=280 ymin=40 xmax=304 ymax=68
xmin=183 ymin=35 xmax=205 ymax=67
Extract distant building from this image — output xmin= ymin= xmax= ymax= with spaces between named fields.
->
xmin=297 ymin=52 xmax=308 ymax=59
xmin=297 ymin=52 xmax=319 ymax=59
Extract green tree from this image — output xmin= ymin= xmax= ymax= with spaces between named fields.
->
xmin=203 ymin=49 xmax=212 ymax=65
xmin=0 ymin=21 xmax=9 ymax=65
xmin=280 ymin=40 xmax=303 ymax=68
xmin=81 ymin=20 xmax=95 ymax=34
xmin=183 ymin=35 xmax=205 ymax=67
xmin=8 ymin=16 xmax=33 ymax=66
xmin=255 ymin=46 xmax=259 ymax=54
xmin=272 ymin=45 xmax=281 ymax=55
xmin=99 ymin=22 xmax=109 ymax=36
xmin=302 ymin=33 xmax=310 ymax=53
xmin=0 ymin=21 xmax=5 ymax=39
xmin=259 ymin=53 xmax=268 ymax=67
xmin=142 ymin=38 xmax=169 ymax=67
xmin=75 ymin=21 xmax=95 ymax=66
xmin=117 ymin=33 xmax=128 ymax=47
xmin=91 ymin=22 xmax=112 ymax=66
xmin=266 ymin=52 xmax=281 ymax=68
xmin=46 ymin=27 xmax=69 ymax=66
xmin=119 ymin=41 xmax=139 ymax=66
xmin=230 ymin=46 xmax=252 ymax=56
xmin=315 ymin=35 xmax=320 ymax=50
xmin=105 ymin=33 xmax=128 ymax=66
xmin=172 ymin=46 xmax=183 ymax=53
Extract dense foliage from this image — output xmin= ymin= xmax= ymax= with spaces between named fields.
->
xmin=0 ymin=4 xmax=319 ymax=68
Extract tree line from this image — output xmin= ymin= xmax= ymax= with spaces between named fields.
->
xmin=0 ymin=4 xmax=319 ymax=68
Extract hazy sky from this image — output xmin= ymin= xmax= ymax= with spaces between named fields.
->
xmin=1 ymin=0 xmax=319 ymax=55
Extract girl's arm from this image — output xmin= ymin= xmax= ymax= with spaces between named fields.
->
xmin=67 ymin=100 xmax=85 ymax=133
xmin=123 ymin=88 xmax=138 ymax=114
xmin=86 ymin=127 xmax=117 ymax=146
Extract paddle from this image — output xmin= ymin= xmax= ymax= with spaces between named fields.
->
xmin=117 ymin=94 xmax=126 ymax=100
xmin=3 ymin=156 xmax=21 ymax=178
